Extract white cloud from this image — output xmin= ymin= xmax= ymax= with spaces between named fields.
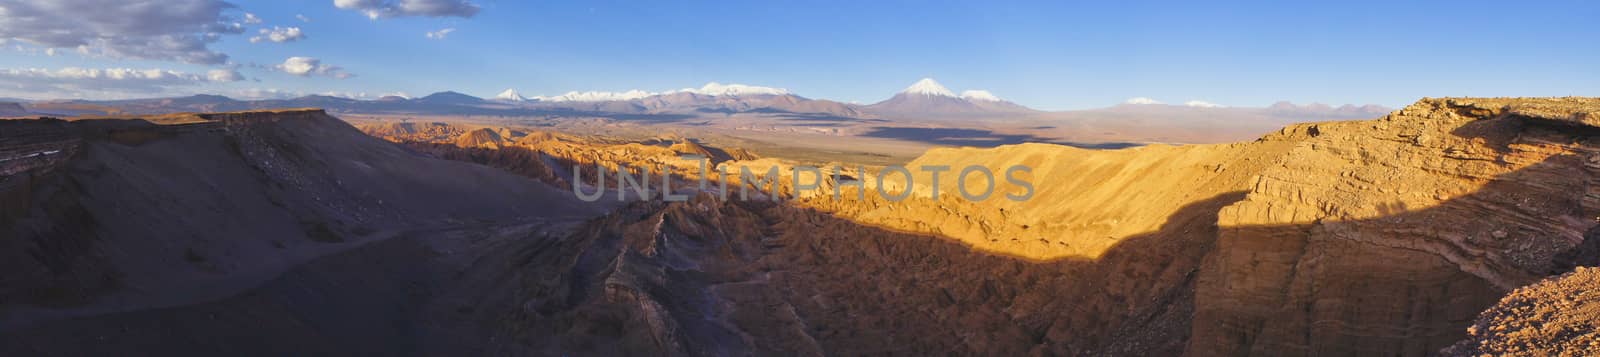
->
xmin=0 ymin=0 xmax=246 ymax=64
xmin=960 ymin=90 xmax=1002 ymax=102
xmin=425 ymin=28 xmax=455 ymax=40
xmin=207 ymin=69 xmax=244 ymax=82
xmin=0 ymin=67 xmax=242 ymax=98
xmin=275 ymin=57 xmax=352 ymax=79
xmin=334 ymin=0 xmax=480 ymax=19
xmin=0 ymin=68 xmax=242 ymax=83
xmin=296 ymin=14 xmax=312 ymax=22
xmin=1184 ymin=100 xmax=1224 ymax=108
xmin=234 ymin=88 xmax=399 ymax=100
xmin=320 ymin=91 xmax=371 ymax=99
xmin=1124 ymin=97 xmax=1163 ymax=105
xmin=243 ymin=13 xmax=263 ymax=24
xmin=234 ymin=88 xmax=301 ymax=99
xmin=250 ymin=27 xmax=306 ymax=43
xmin=675 ymin=82 xmax=787 ymax=96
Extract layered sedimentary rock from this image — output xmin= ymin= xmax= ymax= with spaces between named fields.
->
xmin=684 ymin=97 xmax=1599 ymax=355
xmin=429 ymin=98 xmax=1599 ymax=356
xmin=1193 ymin=98 xmax=1599 ymax=356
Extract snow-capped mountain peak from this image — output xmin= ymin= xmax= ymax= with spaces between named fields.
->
xmin=901 ymin=78 xmax=956 ymax=97
xmin=529 ymin=82 xmax=789 ymax=102
xmin=494 ymin=88 xmax=526 ymax=101
xmin=533 ymin=90 xmax=656 ymax=102
xmin=678 ymin=82 xmax=788 ymax=96
xmin=960 ymin=90 xmax=1002 ymax=102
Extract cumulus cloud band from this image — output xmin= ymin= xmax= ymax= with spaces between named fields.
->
xmin=334 ymin=0 xmax=480 ymax=19
xmin=275 ymin=57 xmax=353 ymax=79
xmin=0 ymin=0 xmax=246 ymax=64
xmin=0 ymin=67 xmax=243 ymax=98
xmin=251 ymin=26 xmax=306 ymax=43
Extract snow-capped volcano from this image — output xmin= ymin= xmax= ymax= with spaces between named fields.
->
xmin=901 ymin=78 xmax=957 ymax=97
xmin=865 ymin=78 xmax=1035 ymax=117
xmin=494 ymin=88 xmax=527 ymax=101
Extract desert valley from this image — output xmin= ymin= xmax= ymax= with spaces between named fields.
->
xmin=2 ymin=90 xmax=1598 ymax=355
xmin=2 ymin=0 xmax=1597 ymax=355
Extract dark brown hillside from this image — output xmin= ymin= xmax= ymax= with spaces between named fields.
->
xmin=0 ymin=109 xmax=596 ymax=326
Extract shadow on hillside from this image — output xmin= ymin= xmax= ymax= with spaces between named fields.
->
xmin=2 ymin=110 xmax=1593 ymax=356
xmin=742 ymin=110 xmax=1596 ymax=355
xmin=776 ymin=150 xmax=1585 ymax=355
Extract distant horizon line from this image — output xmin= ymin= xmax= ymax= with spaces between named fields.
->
xmin=3 ymin=90 xmax=1408 ymax=113
xmin=0 ymin=74 xmax=1417 ymax=110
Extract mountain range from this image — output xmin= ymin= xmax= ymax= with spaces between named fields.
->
xmin=10 ymin=78 xmax=1387 ymax=119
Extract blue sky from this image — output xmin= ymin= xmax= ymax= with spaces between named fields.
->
xmin=0 ymin=0 xmax=1595 ymax=109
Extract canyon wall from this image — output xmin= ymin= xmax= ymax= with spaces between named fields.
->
xmin=725 ymin=97 xmax=1599 ymax=355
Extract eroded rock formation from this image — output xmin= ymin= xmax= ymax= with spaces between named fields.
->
xmin=5 ymin=98 xmax=1597 ymax=356
xmin=418 ymin=98 xmax=1600 ymax=355
xmin=640 ymin=97 xmax=1600 ymax=355
xmin=1441 ymin=267 xmax=1600 ymax=356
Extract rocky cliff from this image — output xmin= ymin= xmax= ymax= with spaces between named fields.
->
xmin=402 ymin=97 xmax=1600 ymax=355
xmin=1193 ymin=98 xmax=1598 ymax=355
xmin=685 ymin=97 xmax=1600 ymax=355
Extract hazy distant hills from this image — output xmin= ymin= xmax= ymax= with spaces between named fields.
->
xmin=1101 ymin=100 xmax=1393 ymax=120
xmin=0 ymin=102 xmax=32 ymax=117
xmin=7 ymin=79 xmax=1394 ymax=146
xmin=413 ymin=91 xmax=487 ymax=106
xmin=537 ymin=91 xmax=863 ymax=118
xmin=20 ymin=88 xmax=865 ymax=119
xmin=1265 ymin=101 xmax=1393 ymax=118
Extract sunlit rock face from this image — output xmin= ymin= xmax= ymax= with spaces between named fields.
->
xmin=774 ymin=98 xmax=1600 ymax=355
xmin=4 ymin=98 xmax=1599 ymax=356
